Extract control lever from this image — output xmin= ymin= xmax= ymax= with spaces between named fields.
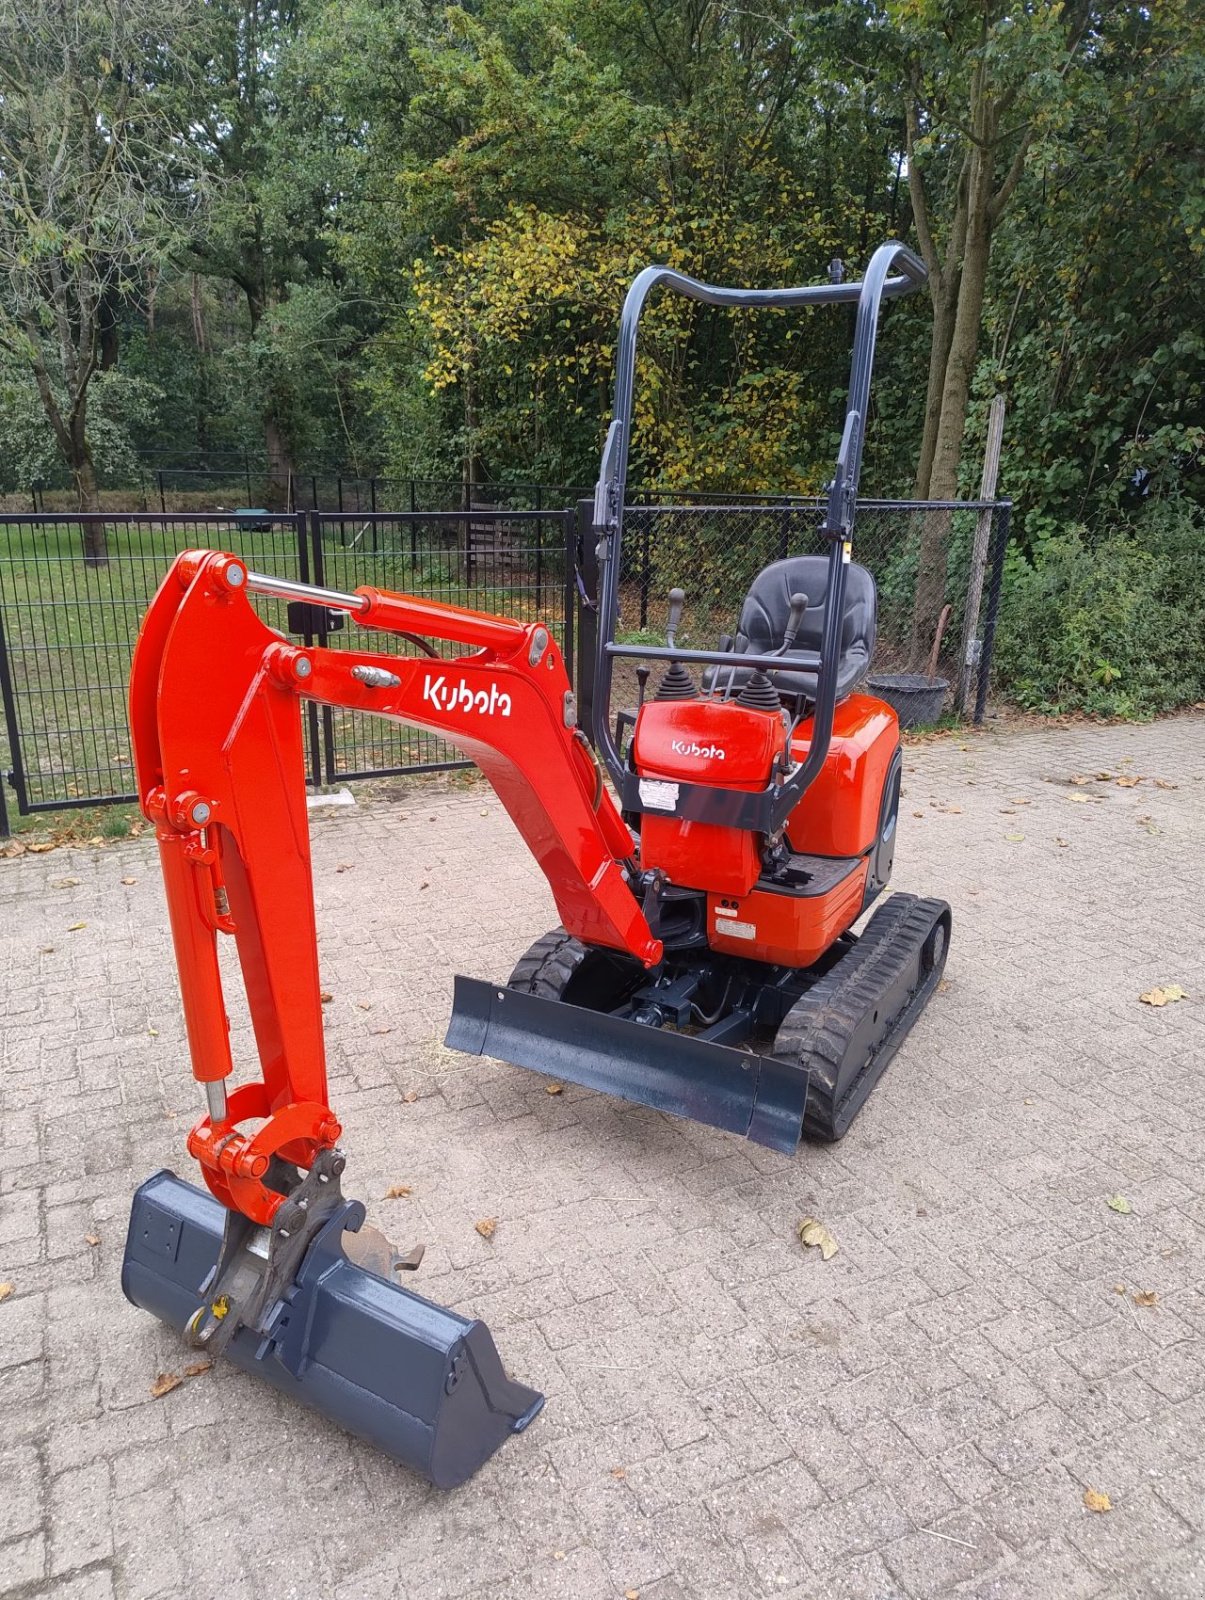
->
xmin=655 ymin=587 xmax=697 ymax=701
xmin=665 ymin=588 xmax=685 ymax=650
xmin=635 ymin=664 xmax=651 ymax=709
xmin=778 ymin=592 xmax=808 ymax=655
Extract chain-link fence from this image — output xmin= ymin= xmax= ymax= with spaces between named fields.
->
xmin=577 ymin=497 xmax=1010 ymax=733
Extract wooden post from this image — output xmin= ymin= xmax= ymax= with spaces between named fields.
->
xmin=955 ymin=394 xmax=1005 ymax=717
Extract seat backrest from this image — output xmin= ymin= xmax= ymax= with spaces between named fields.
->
xmin=737 ymin=554 xmax=877 ymax=664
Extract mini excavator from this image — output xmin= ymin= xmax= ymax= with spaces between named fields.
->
xmin=122 ymin=242 xmax=950 ymax=1485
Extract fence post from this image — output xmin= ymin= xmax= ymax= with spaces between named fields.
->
xmin=157 ymin=470 xmax=166 ymax=515
xmin=0 ymin=595 xmax=29 ymax=828
xmin=974 ymin=501 xmax=1011 ymax=726
xmin=956 ymin=394 xmax=1006 ymax=717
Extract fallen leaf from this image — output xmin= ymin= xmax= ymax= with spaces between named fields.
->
xmin=1055 ymin=837 xmax=1070 ymax=848
xmin=1132 ymin=1289 xmax=1158 ymax=1308
xmin=50 ymin=876 xmax=81 ymax=888
xmin=1067 ymin=793 xmax=1090 ymax=804
xmin=1083 ymin=1488 xmax=1112 ymax=1514
xmin=1068 ymin=773 xmax=1092 ymax=785
xmin=626 ymin=1591 xmax=640 ymax=1599
xmin=999 ymin=808 xmax=1016 ymax=815
xmin=1093 ymin=772 xmax=1116 ymax=782
xmin=1140 ymin=985 xmax=1187 ymax=1007
xmin=475 ymin=1217 xmax=497 ymax=1239
xmin=545 ymin=1082 xmax=565 ymax=1096
xmin=147 ymin=1027 xmax=158 ymax=1038
xmin=0 ymin=841 xmax=26 ymax=856
xmin=797 ymin=1217 xmax=839 ymax=1261
xmin=27 ymin=841 xmax=55 ymax=854
xmin=1116 ymin=776 xmax=1142 ymax=788
xmin=419 ymin=881 xmax=429 ymax=890
xmin=1106 ymin=1194 xmax=1133 ymax=1215
xmin=40 ymin=946 xmax=55 ymax=954
xmin=1023 ymin=1097 xmax=1035 ymax=1105
xmin=1009 ymin=797 xmax=1031 ymax=806
xmin=0 ymin=1282 xmax=13 ymax=1303
xmin=912 ymin=810 xmax=924 ymax=818
xmin=121 ymin=876 xmax=138 ymax=886
xmin=1154 ymin=778 xmax=1178 ymax=790
xmin=357 ymin=1001 xmax=372 ymax=1010
xmin=384 ymin=1184 xmax=413 ymax=1199
xmin=320 ymin=991 xmax=334 ymax=1004
xmin=67 ymin=921 xmax=87 ymax=931
xmin=1112 ymin=1283 xmax=1126 ymax=1295
xmin=85 ymin=1233 xmax=100 ymax=1247
xmin=403 ymin=1090 xmax=418 ymax=1103
xmin=370 ymin=1027 xmax=393 ymax=1036
xmin=1005 ymin=833 xmax=1026 ymax=843
xmin=611 ymin=1466 xmax=627 ymax=1480
xmin=150 ymin=1372 xmax=183 ymax=1399
xmin=336 ymin=864 xmax=354 ymax=873
xmin=183 ymin=1360 xmax=212 ymax=1378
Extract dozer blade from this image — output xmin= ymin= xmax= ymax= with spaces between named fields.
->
xmin=122 ymin=1170 xmax=543 ymax=1489
xmin=446 ymin=976 xmax=812 ymax=1154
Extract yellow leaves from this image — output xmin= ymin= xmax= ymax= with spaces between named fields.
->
xmin=1106 ymin=1194 xmax=1133 ymax=1215
xmin=1139 ymin=985 xmax=1187 ymax=1007
xmin=150 ymin=1372 xmax=183 ymax=1399
xmin=475 ymin=1217 xmax=497 ymax=1239
xmin=797 ymin=1217 xmax=839 ymax=1260
xmin=0 ymin=1282 xmax=13 ymax=1303
xmin=1083 ymin=1487 xmax=1112 ymax=1514
xmin=1132 ymin=1289 xmax=1158 ymax=1308
xmin=544 ymin=1082 xmax=564 ymax=1095
xmin=383 ymin=1184 xmax=413 ymax=1199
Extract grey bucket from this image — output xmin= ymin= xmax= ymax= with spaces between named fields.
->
xmin=867 ymin=672 xmax=949 ymax=730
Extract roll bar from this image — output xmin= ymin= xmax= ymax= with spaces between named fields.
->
xmin=591 ymin=241 xmax=926 ymax=834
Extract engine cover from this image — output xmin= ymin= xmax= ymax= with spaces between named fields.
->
xmin=632 ymin=698 xmax=786 ymax=897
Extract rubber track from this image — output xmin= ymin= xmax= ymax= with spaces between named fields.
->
xmin=509 ymin=928 xmax=591 ymax=998
xmin=772 ymin=893 xmax=950 ymax=1142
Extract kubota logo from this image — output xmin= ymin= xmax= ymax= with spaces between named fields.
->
xmin=422 ymin=674 xmax=512 ymax=717
xmin=670 ymin=738 xmax=725 ymax=760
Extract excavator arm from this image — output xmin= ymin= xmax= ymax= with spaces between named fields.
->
xmin=129 ymin=548 xmax=658 ymax=1228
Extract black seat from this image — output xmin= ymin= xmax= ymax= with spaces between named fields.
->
xmin=702 ymin=555 xmax=877 ymax=704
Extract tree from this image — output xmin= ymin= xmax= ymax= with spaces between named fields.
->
xmin=876 ymin=0 xmax=1100 ymax=657
xmin=0 ymin=0 xmax=192 ymax=552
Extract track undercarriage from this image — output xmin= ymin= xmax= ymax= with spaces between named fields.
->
xmin=448 ymin=892 xmax=950 ymax=1154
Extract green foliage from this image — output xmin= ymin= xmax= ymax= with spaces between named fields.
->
xmin=994 ymin=501 xmax=1205 ymax=718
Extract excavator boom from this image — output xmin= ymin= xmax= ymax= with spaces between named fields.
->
xmin=121 ymin=546 xmax=661 ymax=1486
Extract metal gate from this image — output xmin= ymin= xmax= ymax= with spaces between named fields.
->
xmin=0 ymin=509 xmax=575 ymax=834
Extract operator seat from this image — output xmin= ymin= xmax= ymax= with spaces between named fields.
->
xmin=703 ymin=554 xmax=877 ymax=704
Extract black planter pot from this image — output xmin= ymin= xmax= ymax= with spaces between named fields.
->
xmin=867 ymin=672 xmax=949 ymax=730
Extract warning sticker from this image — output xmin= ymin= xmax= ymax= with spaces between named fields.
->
xmin=718 ymin=919 xmax=757 ymax=940
xmin=638 ymin=778 xmax=679 ymax=812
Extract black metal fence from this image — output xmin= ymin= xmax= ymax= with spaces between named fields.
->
xmin=0 ymin=494 xmax=1007 ymax=835
xmin=0 ymin=509 xmax=573 ymax=834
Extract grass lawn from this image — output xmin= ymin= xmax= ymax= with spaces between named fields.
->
xmin=0 ymin=514 xmax=569 ymax=823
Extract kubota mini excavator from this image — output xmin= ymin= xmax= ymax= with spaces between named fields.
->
xmin=122 ymin=241 xmax=950 ymax=1485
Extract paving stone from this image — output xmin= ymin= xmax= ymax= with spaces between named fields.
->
xmin=2 ymin=717 xmax=1204 ymax=1599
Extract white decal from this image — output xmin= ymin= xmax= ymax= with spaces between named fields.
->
xmin=421 ymin=674 xmax=512 ymax=717
xmin=669 ymin=739 xmax=726 ymax=760
xmin=638 ymin=779 xmax=679 ymax=811
xmin=718 ymin=919 xmax=757 ymax=940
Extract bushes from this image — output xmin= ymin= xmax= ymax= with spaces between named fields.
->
xmin=994 ymin=501 xmax=1205 ymax=718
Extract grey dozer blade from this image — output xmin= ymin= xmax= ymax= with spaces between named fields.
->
xmin=122 ymin=1170 xmax=543 ymax=1488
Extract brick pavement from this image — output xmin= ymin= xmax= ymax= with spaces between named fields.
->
xmin=1 ymin=714 xmax=1203 ymax=1600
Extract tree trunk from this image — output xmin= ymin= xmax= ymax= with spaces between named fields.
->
xmin=264 ymin=412 xmax=292 ymax=511
xmin=908 ymin=146 xmax=996 ymax=665
xmin=913 ymin=277 xmax=958 ymax=501
xmin=69 ymin=414 xmax=107 ymax=564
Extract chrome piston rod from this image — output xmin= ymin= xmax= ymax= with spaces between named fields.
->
xmin=244 ymin=570 xmax=370 ymax=614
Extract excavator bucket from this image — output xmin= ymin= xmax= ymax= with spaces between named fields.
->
xmin=446 ymin=977 xmax=813 ymax=1154
xmin=122 ymin=1171 xmax=543 ymax=1489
